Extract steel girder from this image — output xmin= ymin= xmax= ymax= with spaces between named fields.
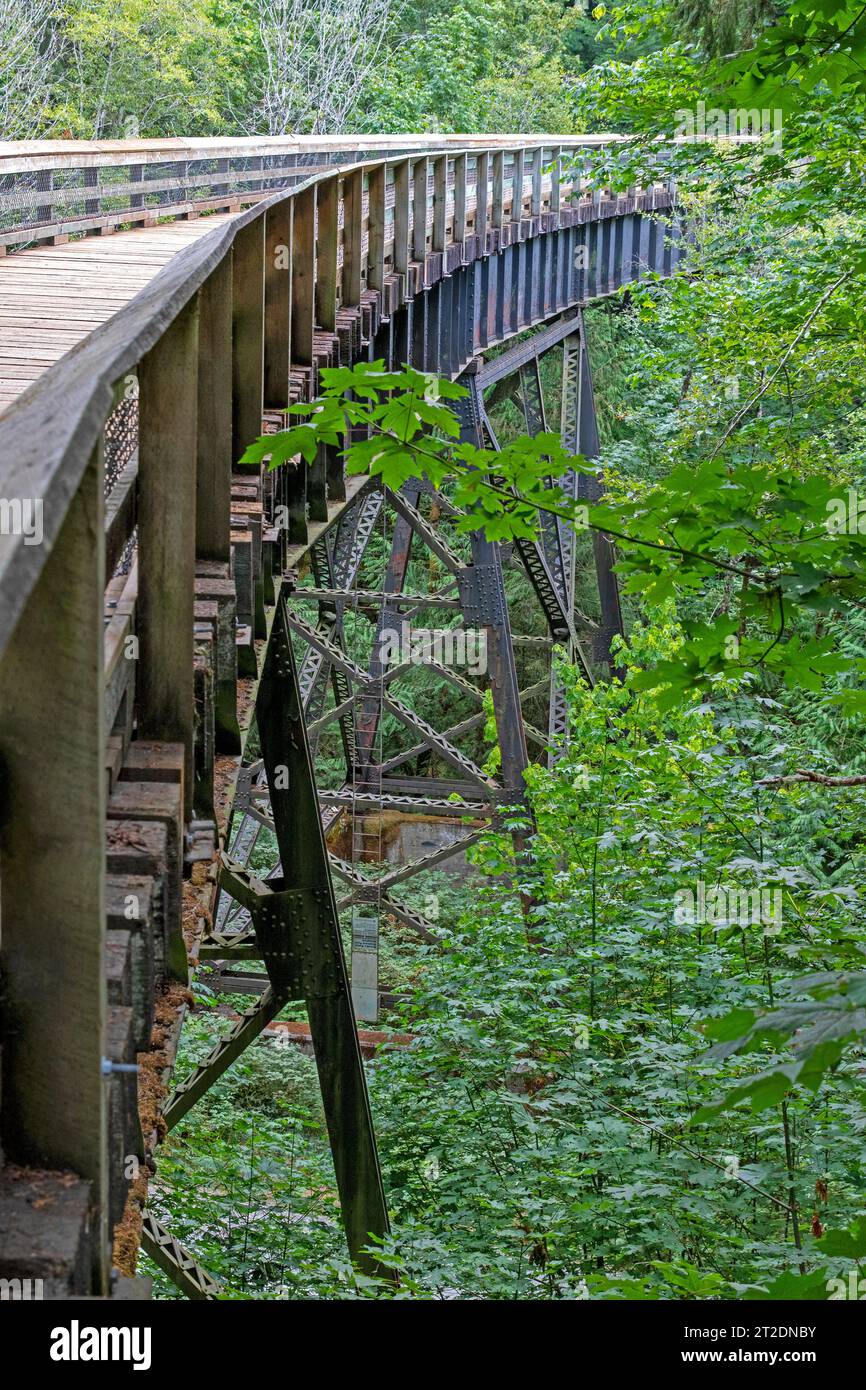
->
xmin=257 ymin=599 xmax=390 ymax=1267
xmin=571 ymin=310 xmax=626 ymax=679
xmin=164 ymin=597 xmax=391 ymax=1281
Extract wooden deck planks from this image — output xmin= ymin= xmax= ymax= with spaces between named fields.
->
xmin=0 ymin=214 xmax=237 ymax=413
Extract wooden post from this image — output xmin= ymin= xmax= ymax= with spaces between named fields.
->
xmin=316 ymin=176 xmax=339 ymax=333
xmin=138 ymin=296 xmax=199 ymax=817
xmin=432 ymin=155 xmax=447 ymax=253
xmin=342 ymin=168 xmax=364 ymax=307
xmin=412 ymin=156 xmax=429 ymax=273
xmin=512 ymin=148 xmax=525 ymax=227
xmin=325 ymin=184 xmax=348 ymax=500
xmin=284 ymin=460 xmax=307 ymax=544
xmin=530 ymin=146 xmax=543 ymax=217
xmin=264 ymin=199 xmax=292 ymax=409
xmin=291 ymin=184 xmax=316 ymax=368
xmin=454 ymin=153 xmax=468 ymax=250
xmin=0 ymin=444 xmax=109 ymax=1290
xmin=311 ymin=176 xmax=341 ymax=504
xmin=550 ymin=145 xmax=562 ymax=215
xmin=476 ymin=151 xmax=490 ymax=249
xmin=294 ymin=184 xmax=325 ymax=517
xmin=393 ymin=159 xmax=411 ymax=283
xmin=231 ymin=218 xmax=265 ymax=463
xmin=197 ymin=255 xmax=233 ymax=563
xmin=492 ymin=151 xmax=505 ymax=232
xmin=367 ymin=165 xmax=386 ymax=292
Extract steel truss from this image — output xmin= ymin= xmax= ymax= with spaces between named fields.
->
xmin=185 ymin=314 xmax=627 ymax=1299
xmin=210 ymin=308 xmax=624 ymax=960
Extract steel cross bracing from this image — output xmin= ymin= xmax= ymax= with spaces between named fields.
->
xmin=466 ymin=376 xmax=592 ymax=677
xmin=307 ymin=534 xmax=357 ymax=769
xmin=208 ymin=463 xmax=554 ymax=974
xmin=144 ymin=311 xmax=629 ymax=1296
xmin=298 ymin=488 xmax=384 ymax=757
xmin=214 ymin=489 xmax=384 ymax=942
xmin=141 ymin=1215 xmax=224 ymax=1301
xmin=354 ymin=484 xmax=422 ymax=782
xmin=519 ymin=360 xmax=570 ymax=609
xmin=296 ymin=490 xmax=384 ymax=714
xmin=252 ymin=315 xmax=627 ymax=947
xmin=207 ymin=476 xmax=480 ymax=956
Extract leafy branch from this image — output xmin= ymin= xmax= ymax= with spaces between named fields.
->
xmin=240 ymin=361 xmax=866 ymax=707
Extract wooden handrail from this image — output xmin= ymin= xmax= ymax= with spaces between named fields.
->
xmin=0 ymin=135 xmax=630 ymax=249
xmin=0 ymin=132 xmax=623 ymax=172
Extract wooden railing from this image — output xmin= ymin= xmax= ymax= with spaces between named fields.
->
xmin=0 ymin=137 xmax=678 ymax=1295
xmin=0 ymin=133 xmax=630 ymax=250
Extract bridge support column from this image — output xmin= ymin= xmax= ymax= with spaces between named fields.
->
xmin=412 ymin=290 xmax=428 ymax=370
xmin=264 ymin=200 xmax=291 ymax=410
xmin=138 ymin=295 xmax=199 ymax=824
xmin=0 ymin=443 xmax=109 ymax=1292
xmin=197 ymin=256 xmax=242 ymax=754
xmin=567 ymin=313 xmax=626 ymax=678
xmin=232 ymin=218 xmax=266 ymax=463
xmin=455 ymin=379 xmax=530 ymax=801
xmin=426 ymin=281 xmax=442 ymax=373
xmin=197 ymin=255 xmax=233 ymax=564
xmin=256 ymin=597 xmax=390 ymax=1272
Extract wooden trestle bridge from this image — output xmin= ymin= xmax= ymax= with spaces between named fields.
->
xmin=0 ymin=135 xmax=681 ymax=1298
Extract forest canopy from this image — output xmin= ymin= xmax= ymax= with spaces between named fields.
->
xmin=0 ymin=0 xmax=605 ymax=138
